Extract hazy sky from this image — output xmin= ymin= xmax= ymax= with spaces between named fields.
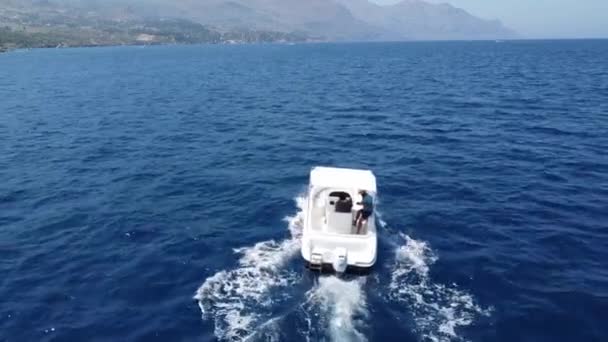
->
xmin=371 ymin=0 xmax=608 ymax=38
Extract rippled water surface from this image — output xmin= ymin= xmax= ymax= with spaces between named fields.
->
xmin=1 ymin=40 xmax=608 ymax=342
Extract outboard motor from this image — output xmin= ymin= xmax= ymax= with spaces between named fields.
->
xmin=332 ymin=247 xmax=348 ymax=273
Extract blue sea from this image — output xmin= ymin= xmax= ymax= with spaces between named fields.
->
xmin=1 ymin=40 xmax=607 ymax=342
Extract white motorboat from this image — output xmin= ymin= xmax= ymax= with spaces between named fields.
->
xmin=301 ymin=166 xmax=378 ymax=273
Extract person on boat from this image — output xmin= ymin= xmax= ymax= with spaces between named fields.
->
xmin=356 ymin=190 xmax=374 ymax=234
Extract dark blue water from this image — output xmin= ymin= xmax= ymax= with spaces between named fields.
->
xmin=1 ymin=40 xmax=608 ymax=342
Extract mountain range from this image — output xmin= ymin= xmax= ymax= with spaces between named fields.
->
xmin=70 ymin=0 xmax=516 ymax=40
xmin=0 ymin=0 xmax=516 ymax=50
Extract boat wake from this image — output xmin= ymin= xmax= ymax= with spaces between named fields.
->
xmin=193 ymin=196 xmax=306 ymax=341
xmin=301 ymin=276 xmax=369 ymax=342
xmin=194 ymin=194 xmax=488 ymax=342
xmin=388 ymin=233 xmax=490 ymax=342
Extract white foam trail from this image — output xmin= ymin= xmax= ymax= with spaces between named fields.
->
xmin=389 ymin=233 xmax=490 ymax=342
xmin=303 ymin=276 xmax=369 ymax=342
xmin=375 ymin=210 xmax=388 ymax=230
xmin=194 ymin=195 xmax=307 ymax=341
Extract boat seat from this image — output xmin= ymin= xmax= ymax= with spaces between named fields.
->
xmin=335 ymin=199 xmax=353 ymax=213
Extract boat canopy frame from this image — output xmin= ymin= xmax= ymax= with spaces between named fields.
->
xmin=309 ymin=166 xmax=377 ymax=193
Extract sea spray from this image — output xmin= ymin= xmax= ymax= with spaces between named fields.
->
xmin=389 ymin=233 xmax=490 ymax=342
xmin=302 ymin=276 xmax=369 ymax=342
xmin=194 ymin=195 xmax=307 ymax=340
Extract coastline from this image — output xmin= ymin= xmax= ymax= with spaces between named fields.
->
xmin=2 ymin=37 xmax=606 ymax=55
xmin=0 ymin=39 xmax=317 ymax=54
xmin=0 ymin=20 xmax=311 ymax=54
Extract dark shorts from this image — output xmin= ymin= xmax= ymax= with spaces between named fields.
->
xmin=359 ymin=210 xmax=372 ymax=220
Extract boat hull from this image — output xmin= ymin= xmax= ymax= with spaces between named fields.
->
xmin=301 ymin=228 xmax=377 ymax=273
xmin=303 ymin=261 xmax=375 ymax=274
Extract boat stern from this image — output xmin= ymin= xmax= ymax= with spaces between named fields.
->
xmin=301 ymin=233 xmax=377 ymax=273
